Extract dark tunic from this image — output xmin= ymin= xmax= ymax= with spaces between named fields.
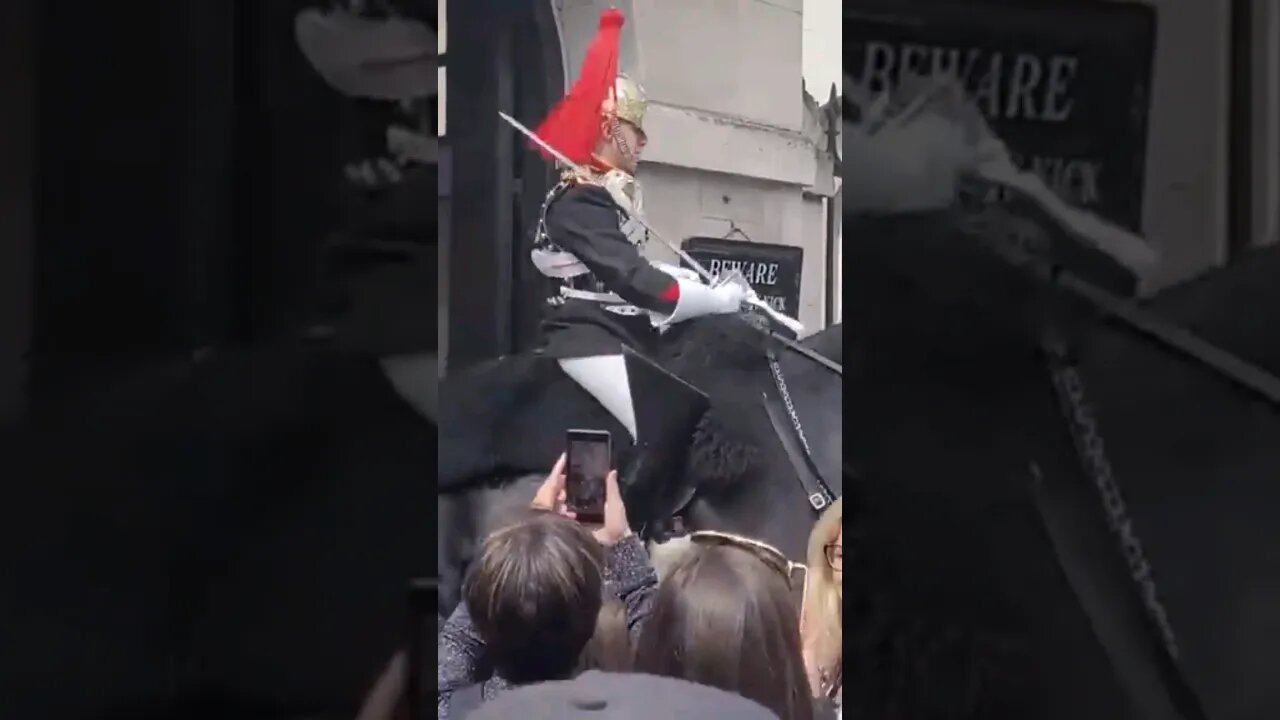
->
xmin=538 ymin=183 xmax=680 ymax=359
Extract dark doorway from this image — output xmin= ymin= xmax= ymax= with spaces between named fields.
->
xmin=445 ymin=0 xmax=563 ymax=368
xmin=31 ymin=0 xmax=404 ymax=415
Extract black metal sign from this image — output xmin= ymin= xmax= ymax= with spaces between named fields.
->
xmin=846 ymin=0 xmax=1157 ymax=231
xmin=681 ymin=237 xmax=804 ymax=319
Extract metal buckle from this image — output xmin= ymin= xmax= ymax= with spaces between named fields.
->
xmin=808 ymin=493 xmax=829 ymax=511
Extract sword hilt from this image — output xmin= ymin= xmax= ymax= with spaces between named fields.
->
xmin=744 ymin=297 xmax=805 ymax=336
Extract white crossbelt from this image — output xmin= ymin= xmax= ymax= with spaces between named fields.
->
xmin=559 ymin=286 xmax=625 ymax=304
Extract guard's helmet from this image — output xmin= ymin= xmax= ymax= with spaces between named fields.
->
xmin=605 ymin=73 xmax=648 ymax=135
xmin=534 ymin=8 xmax=655 ymax=165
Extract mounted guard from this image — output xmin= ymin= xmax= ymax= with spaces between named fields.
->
xmin=525 ymin=8 xmax=751 ymax=520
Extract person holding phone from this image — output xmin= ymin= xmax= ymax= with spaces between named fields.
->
xmin=436 ymin=454 xmax=658 ymax=718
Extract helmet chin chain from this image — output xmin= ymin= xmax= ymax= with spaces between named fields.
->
xmin=607 ymin=119 xmax=638 ymax=169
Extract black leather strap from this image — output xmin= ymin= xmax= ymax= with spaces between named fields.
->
xmin=762 ymin=390 xmax=835 ymax=513
xmin=1036 ymin=333 xmax=1208 ymax=720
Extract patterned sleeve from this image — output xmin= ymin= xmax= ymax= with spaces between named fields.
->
xmin=601 ymin=534 xmax=659 ymax=641
xmin=545 ymin=184 xmax=680 ymax=314
xmin=436 ymin=601 xmax=491 ymax=718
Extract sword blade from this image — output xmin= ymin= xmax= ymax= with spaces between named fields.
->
xmin=497 ymin=111 xmax=579 ymax=170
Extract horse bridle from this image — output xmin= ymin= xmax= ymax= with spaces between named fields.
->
xmin=765 ymin=323 xmax=843 ymax=376
xmin=660 ymin=344 xmax=837 ymax=529
xmin=763 ymin=347 xmax=839 ymax=513
xmin=1035 ymin=324 xmax=1208 ymax=720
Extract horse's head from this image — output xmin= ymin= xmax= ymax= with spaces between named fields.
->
xmin=654 ymin=315 xmax=843 ymax=560
xmin=845 ymin=72 xmax=1155 ymax=355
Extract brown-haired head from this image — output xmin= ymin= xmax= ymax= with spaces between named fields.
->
xmin=464 ymin=509 xmax=605 ymax=684
xmin=634 ymin=544 xmax=813 ymax=720
xmin=581 ymin=597 xmax=633 ymax=673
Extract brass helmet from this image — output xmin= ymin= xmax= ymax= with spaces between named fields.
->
xmin=603 ymin=73 xmax=648 ymax=134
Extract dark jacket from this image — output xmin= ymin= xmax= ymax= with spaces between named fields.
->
xmin=538 ymin=184 xmax=680 ymax=359
xmin=436 ymin=535 xmax=658 ymax=718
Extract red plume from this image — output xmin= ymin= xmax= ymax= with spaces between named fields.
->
xmin=533 ymin=8 xmax=625 ymax=165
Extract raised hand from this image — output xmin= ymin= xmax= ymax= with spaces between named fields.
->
xmin=590 ymin=470 xmax=633 ymax=546
xmin=530 ymin=453 xmax=574 ymax=519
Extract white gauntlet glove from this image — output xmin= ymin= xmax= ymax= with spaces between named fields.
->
xmin=657 ymin=277 xmax=748 ymax=328
xmin=711 ymin=282 xmax=750 ymax=311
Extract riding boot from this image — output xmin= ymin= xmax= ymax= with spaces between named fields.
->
xmin=616 ymin=345 xmax=710 ymax=539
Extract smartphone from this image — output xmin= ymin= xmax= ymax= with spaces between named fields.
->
xmin=565 ymin=429 xmax=611 ymax=523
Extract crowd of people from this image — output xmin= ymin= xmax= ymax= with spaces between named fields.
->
xmin=413 ymin=454 xmax=843 ymax=720
xmin=336 ymin=452 xmax=844 ymax=720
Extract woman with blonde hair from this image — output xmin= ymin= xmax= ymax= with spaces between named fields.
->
xmin=634 ymin=538 xmax=814 ymax=720
xmin=801 ymin=497 xmax=843 ymax=709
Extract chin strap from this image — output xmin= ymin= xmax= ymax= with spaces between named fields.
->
xmin=605 ymin=118 xmax=638 ymax=168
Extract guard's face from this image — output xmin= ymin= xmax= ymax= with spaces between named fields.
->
xmin=611 ymin=119 xmax=647 ymax=173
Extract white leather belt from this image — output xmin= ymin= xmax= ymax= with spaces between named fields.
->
xmin=556 ymin=287 xmax=644 ymax=317
xmin=559 ymin=287 xmax=625 ymax=304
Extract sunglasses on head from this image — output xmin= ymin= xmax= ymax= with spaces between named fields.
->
xmin=688 ymin=530 xmax=808 ymax=591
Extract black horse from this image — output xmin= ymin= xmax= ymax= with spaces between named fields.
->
xmin=435 ymin=314 xmax=844 ymax=617
xmin=6 ymin=312 xmax=841 ymax=719
xmin=844 ymin=210 xmax=1280 ymax=720
xmin=1074 ymin=242 xmax=1280 ymax=720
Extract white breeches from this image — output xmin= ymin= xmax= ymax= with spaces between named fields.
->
xmin=558 ymin=354 xmax=638 ymax=441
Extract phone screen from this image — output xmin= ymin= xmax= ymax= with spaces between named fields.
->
xmin=566 ymin=429 xmax=611 ymax=523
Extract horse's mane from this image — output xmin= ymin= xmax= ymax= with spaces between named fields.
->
xmin=658 ymin=316 xmax=772 ymax=493
xmin=683 ymin=411 xmax=759 ymax=495
xmin=661 ymin=316 xmax=844 ymax=495
xmin=658 ymin=314 xmax=774 ymax=372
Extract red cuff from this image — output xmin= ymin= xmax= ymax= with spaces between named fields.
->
xmin=660 ymin=281 xmax=680 ymax=303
